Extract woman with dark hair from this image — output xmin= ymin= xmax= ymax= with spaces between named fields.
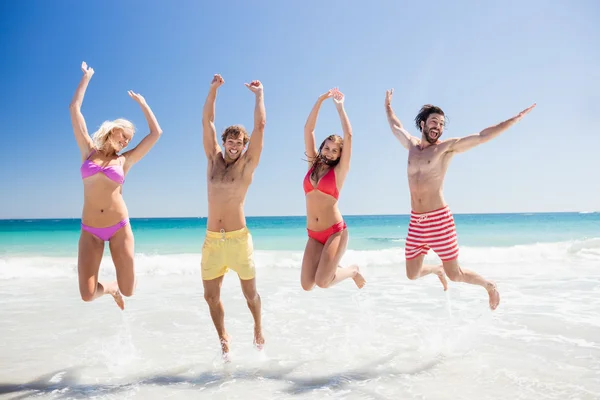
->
xmin=301 ymin=88 xmax=365 ymax=291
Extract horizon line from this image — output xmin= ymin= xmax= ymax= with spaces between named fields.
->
xmin=1 ymin=210 xmax=596 ymax=221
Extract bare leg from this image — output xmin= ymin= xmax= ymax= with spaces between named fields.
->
xmin=78 ymin=230 xmax=126 ymax=309
xmin=328 ymin=264 xmax=366 ymax=288
xmin=301 ymin=238 xmax=323 ymax=291
xmin=106 ymin=223 xmax=136 ymax=310
xmin=314 ymin=229 xmax=366 ymax=289
xmin=109 ymin=223 xmax=136 ymax=296
xmin=442 ymin=259 xmax=500 ymax=310
xmin=405 ymin=254 xmax=448 ymax=291
xmin=203 ymin=275 xmax=230 ymax=355
xmin=240 ymin=277 xmax=264 ymax=349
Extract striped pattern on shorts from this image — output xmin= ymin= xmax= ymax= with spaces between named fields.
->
xmin=404 ymin=205 xmax=459 ymax=262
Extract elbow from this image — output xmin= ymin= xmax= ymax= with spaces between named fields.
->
xmin=258 ymin=119 xmax=266 ymax=129
xmin=202 ymin=115 xmax=214 ymax=125
xmin=69 ymin=102 xmax=80 ymax=111
xmin=154 ymin=129 xmax=163 ymax=137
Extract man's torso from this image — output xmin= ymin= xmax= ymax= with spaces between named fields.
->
xmin=407 ymin=141 xmax=454 ymax=213
xmin=206 ymin=153 xmax=254 ymax=232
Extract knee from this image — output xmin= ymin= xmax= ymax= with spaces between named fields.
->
xmin=406 ymin=269 xmax=419 ymax=280
xmin=445 ymin=269 xmax=463 ymax=282
xmin=314 ymin=276 xmax=331 ymax=289
xmin=117 ymin=280 xmax=136 ymax=297
xmin=301 ymin=280 xmax=315 ymax=291
xmin=204 ymin=292 xmax=221 ymax=306
xmin=243 ymin=289 xmax=259 ymax=302
xmin=80 ymin=290 xmax=95 ymax=302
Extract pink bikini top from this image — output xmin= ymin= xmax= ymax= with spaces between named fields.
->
xmin=80 ymin=149 xmax=125 ymax=185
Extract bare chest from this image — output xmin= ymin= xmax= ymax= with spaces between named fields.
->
xmin=407 ymin=146 xmax=448 ymax=177
xmin=208 ymin=161 xmax=250 ymax=188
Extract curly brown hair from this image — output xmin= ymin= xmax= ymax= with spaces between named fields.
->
xmin=414 ymin=105 xmax=446 ymax=132
xmin=221 ymin=125 xmax=249 ymax=145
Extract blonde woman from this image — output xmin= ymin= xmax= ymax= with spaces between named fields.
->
xmin=70 ymin=61 xmax=162 ymax=309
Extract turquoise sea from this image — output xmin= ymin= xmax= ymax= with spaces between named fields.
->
xmin=2 ymin=212 xmax=599 ymax=256
xmin=1 ymin=212 xmax=599 ymax=399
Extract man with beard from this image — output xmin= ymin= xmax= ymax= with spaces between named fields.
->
xmin=201 ymin=74 xmax=266 ymax=358
xmin=384 ymin=88 xmax=535 ymax=310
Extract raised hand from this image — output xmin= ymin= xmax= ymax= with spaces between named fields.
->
xmin=318 ymin=89 xmax=334 ymax=101
xmin=210 ymin=74 xmax=225 ymax=89
xmin=332 ymin=88 xmax=344 ymax=106
xmin=245 ymin=80 xmax=263 ymax=94
xmin=128 ymin=90 xmax=147 ymax=106
xmin=513 ymin=103 xmax=536 ymax=122
xmin=385 ymin=89 xmax=394 ymax=107
xmin=81 ymin=61 xmax=94 ymax=79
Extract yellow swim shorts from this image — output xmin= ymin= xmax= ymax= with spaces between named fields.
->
xmin=201 ymin=226 xmax=256 ymax=281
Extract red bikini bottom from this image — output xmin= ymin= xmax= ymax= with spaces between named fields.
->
xmin=307 ymin=220 xmax=347 ymax=245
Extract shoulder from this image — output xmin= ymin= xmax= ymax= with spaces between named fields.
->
xmin=438 ymin=138 xmax=459 ymax=153
xmin=408 ymin=137 xmax=421 ymax=148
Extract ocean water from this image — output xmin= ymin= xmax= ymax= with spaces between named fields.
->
xmin=1 ymin=212 xmax=599 ymax=399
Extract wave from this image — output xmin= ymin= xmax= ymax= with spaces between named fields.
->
xmin=365 ymin=237 xmax=405 ymax=244
xmin=1 ymin=238 xmax=599 ymax=280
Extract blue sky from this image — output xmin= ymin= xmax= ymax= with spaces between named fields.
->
xmin=0 ymin=0 xmax=598 ymax=219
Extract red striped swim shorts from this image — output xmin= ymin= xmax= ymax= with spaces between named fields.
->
xmin=405 ymin=205 xmax=459 ymax=262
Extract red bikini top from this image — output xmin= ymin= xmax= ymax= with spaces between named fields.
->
xmin=303 ymin=167 xmax=339 ymax=199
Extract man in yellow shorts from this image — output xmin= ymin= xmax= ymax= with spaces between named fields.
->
xmin=201 ymin=74 xmax=266 ymax=357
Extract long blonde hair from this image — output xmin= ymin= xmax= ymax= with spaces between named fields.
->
xmin=91 ymin=118 xmax=135 ymax=153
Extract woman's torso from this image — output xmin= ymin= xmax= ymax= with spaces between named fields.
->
xmin=80 ymin=150 xmax=129 ymax=227
xmin=303 ymin=165 xmax=344 ymax=231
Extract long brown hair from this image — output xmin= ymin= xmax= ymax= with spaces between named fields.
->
xmin=308 ymin=134 xmax=343 ymax=182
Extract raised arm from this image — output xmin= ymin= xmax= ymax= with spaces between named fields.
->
xmin=385 ymin=89 xmax=417 ymax=150
xmin=244 ymin=80 xmax=266 ymax=168
xmin=333 ymin=89 xmax=352 ymax=179
xmin=202 ymin=74 xmax=224 ymax=159
xmin=69 ymin=62 xmax=95 ymax=160
xmin=447 ymin=103 xmax=536 ymax=154
xmin=304 ymin=90 xmax=333 ymax=165
xmin=122 ymin=91 xmax=163 ymax=167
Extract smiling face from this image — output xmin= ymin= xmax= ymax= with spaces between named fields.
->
xmin=109 ymin=127 xmax=133 ymax=152
xmin=221 ymin=125 xmax=249 ymax=163
xmin=421 ymin=113 xmax=445 ymax=144
xmin=320 ymin=139 xmax=341 ymax=164
xmin=315 ymin=134 xmax=343 ymax=167
xmin=223 ymin=135 xmax=244 ymax=161
xmin=414 ymin=104 xmax=446 ymax=145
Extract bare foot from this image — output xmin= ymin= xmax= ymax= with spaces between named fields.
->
xmin=220 ymin=333 xmax=231 ymax=358
xmin=104 ymin=281 xmax=125 ymax=310
xmin=434 ymin=266 xmax=448 ymax=291
xmin=352 ymin=266 xmax=366 ymax=289
xmin=487 ymin=282 xmax=500 ymax=310
xmin=253 ymin=326 xmax=265 ymax=351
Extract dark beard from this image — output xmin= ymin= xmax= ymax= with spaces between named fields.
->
xmin=424 ymin=127 xmax=440 ymax=144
